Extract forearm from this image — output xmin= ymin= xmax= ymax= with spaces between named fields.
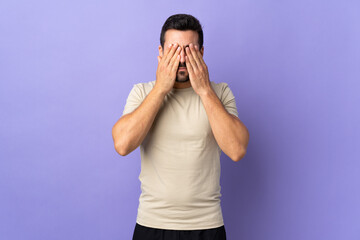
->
xmin=112 ymin=87 xmax=166 ymax=156
xmin=200 ymin=88 xmax=249 ymax=161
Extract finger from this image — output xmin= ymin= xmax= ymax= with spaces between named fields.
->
xmin=171 ymin=52 xmax=181 ymax=73
xmin=185 ymin=46 xmax=198 ymax=71
xmin=185 ymin=55 xmax=194 ymax=75
xmin=170 ymin=46 xmax=181 ymax=70
xmin=157 ymin=55 xmax=161 ymax=64
xmin=164 ymin=43 xmax=178 ymax=66
xmin=194 ymin=45 xmax=206 ymax=66
xmin=188 ymin=44 xmax=202 ymax=69
xmin=162 ymin=43 xmax=173 ymax=62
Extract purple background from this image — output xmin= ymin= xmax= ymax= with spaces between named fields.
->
xmin=1 ymin=0 xmax=359 ymax=239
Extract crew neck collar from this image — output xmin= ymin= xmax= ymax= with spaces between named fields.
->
xmin=172 ymin=86 xmax=194 ymax=92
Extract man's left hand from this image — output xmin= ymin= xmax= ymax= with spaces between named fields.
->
xmin=185 ymin=43 xmax=213 ymax=96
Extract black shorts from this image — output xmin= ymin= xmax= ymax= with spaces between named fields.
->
xmin=132 ymin=222 xmax=227 ymax=240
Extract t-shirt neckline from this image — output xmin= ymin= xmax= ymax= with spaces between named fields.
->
xmin=172 ymin=86 xmax=194 ymax=92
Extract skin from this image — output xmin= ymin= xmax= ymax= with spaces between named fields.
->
xmin=157 ymin=29 xmax=204 ymax=90
xmin=112 ymin=29 xmax=249 ymax=161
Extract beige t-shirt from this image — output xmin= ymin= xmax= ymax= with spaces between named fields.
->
xmin=122 ymin=80 xmax=238 ymax=230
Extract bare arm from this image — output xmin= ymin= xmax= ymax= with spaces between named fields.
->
xmin=185 ymin=43 xmax=249 ymax=162
xmin=112 ymin=43 xmax=181 ymax=156
xmin=111 ymin=87 xmax=167 ymax=156
xmin=200 ymin=89 xmax=249 ymax=162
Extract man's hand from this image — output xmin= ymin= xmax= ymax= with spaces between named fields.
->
xmin=155 ymin=43 xmax=181 ymax=95
xmin=185 ymin=43 xmax=212 ymax=96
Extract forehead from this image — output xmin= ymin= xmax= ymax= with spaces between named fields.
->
xmin=164 ymin=29 xmax=199 ymax=46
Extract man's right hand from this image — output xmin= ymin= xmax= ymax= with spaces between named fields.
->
xmin=155 ymin=43 xmax=181 ymax=94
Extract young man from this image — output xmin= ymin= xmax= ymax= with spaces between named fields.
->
xmin=112 ymin=14 xmax=249 ymax=240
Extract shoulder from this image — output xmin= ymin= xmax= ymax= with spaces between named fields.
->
xmin=132 ymin=80 xmax=155 ymax=91
xmin=129 ymin=80 xmax=156 ymax=98
xmin=210 ymin=81 xmax=234 ymax=99
xmin=210 ymin=81 xmax=231 ymax=91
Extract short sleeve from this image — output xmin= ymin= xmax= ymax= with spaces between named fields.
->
xmin=220 ymin=83 xmax=239 ymax=118
xmin=122 ymin=84 xmax=145 ymax=116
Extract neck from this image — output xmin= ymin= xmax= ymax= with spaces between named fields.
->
xmin=174 ymin=81 xmax=192 ymax=89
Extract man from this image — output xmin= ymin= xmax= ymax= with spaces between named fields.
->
xmin=112 ymin=14 xmax=249 ymax=240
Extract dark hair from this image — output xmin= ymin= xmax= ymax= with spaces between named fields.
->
xmin=160 ymin=14 xmax=204 ymax=50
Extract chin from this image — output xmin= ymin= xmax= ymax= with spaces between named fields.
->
xmin=175 ymin=78 xmax=189 ymax=83
xmin=176 ymin=72 xmax=189 ymax=82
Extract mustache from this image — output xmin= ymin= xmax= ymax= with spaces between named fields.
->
xmin=178 ymin=63 xmax=186 ymax=68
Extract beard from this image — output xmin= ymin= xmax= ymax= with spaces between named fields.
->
xmin=175 ymin=63 xmax=189 ymax=82
xmin=175 ymin=71 xmax=189 ymax=82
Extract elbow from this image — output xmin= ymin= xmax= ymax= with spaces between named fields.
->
xmin=114 ymin=141 xmax=130 ymax=156
xmin=232 ymin=129 xmax=249 ymax=162
xmin=112 ymin=125 xmax=130 ymax=156
xmin=230 ymin=146 xmax=247 ymax=162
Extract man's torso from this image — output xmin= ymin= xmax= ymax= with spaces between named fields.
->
xmin=122 ymin=80 xmax=238 ymax=230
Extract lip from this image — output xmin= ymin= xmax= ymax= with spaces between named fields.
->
xmin=179 ymin=67 xmax=187 ymax=70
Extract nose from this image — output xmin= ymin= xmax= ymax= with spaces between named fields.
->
xmin=179 ymin=47 xmax=186 ymax=63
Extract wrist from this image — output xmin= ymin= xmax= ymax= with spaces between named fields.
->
xmin=198 ymin=85 xmax=215 ymax=98
xmin=152 ymin=85 xmax=168 ymax=98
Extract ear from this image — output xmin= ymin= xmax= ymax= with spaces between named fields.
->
xmin=158 ymin=45 xmax=163 ymax=57
xmin=200 ymin=46 xmax=204 ymax=56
